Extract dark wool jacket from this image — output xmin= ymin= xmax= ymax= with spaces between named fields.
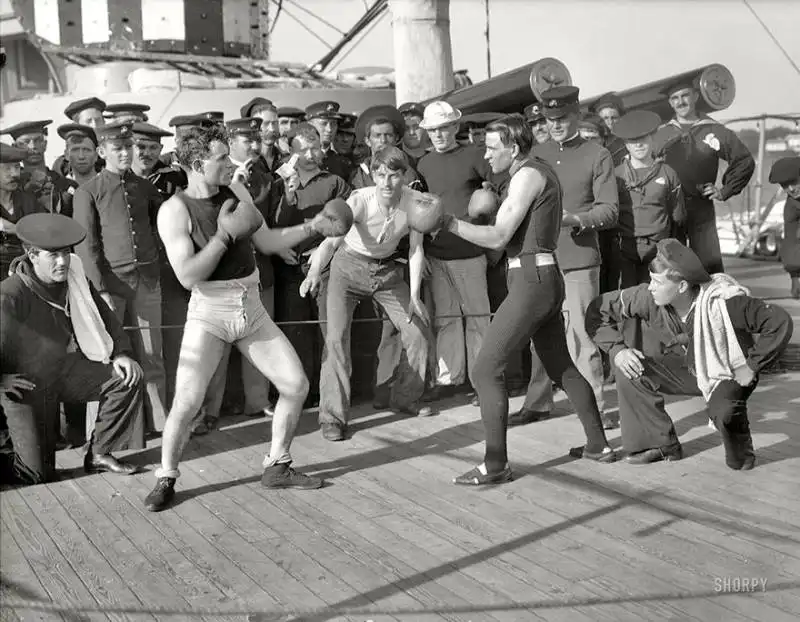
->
xmin=72 ymin=169 xmax=163 ymax=293
xmin=651 ymin=117 xmax=755 ymax=201
xmin=1 ymin=258 xmax=133 ymax=383
xmin=586 ymin=284 xmax=793 ymax=377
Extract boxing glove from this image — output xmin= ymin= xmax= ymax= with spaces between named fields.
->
xmin=215 ymin=198 xmax=264 ymax=246
xmin=310 ymin=198 xmax=354 ymax=237
xmin=407 ymin=193 xmax=445 ymax=234
xmin=468 ymin=188 xmax=499 ymax=220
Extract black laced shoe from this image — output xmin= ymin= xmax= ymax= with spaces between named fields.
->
xmin=144 ymin=477 xmax=176 ymax=512
xmin=261 ymin=463 xmax=323 ymax=490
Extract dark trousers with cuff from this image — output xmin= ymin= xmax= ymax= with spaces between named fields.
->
xmin=472 ymin=261 xmax=607 ymax=473
xmin=0 ymin=354 xmax=145 ymax=486
xmin=615 ymin=354 xmax=756 ymax=467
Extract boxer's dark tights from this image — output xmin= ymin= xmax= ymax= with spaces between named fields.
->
xmin=473 ymin=264 xmax=607 ymax=473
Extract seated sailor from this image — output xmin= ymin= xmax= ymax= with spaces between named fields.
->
xmin=1 ymin=213 xmax=145 ymax=485
xmin=585 ymin=238 xmax=793 ymax=470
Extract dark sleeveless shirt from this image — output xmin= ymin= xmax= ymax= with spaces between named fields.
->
xmin=503 ymin=157 xmax=562 ymax=258
xmin=180 ymin=188 xmax=257 ymax=282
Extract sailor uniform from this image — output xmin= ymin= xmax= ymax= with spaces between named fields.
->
xmin=586 ymin=282 xmax=793 ymax=468
xmin=652 ymin=117 xmax=755 ymax=274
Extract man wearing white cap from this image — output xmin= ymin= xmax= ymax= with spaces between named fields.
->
xmin=416 ymin=101 xmax=494 ymax=405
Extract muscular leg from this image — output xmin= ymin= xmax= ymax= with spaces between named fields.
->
xmin=237 ymin=319 xmax=309 ymax=467
xmin=157 ymin=323 xmax=228 ymax=478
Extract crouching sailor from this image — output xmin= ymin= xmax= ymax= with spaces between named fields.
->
xmin=585 ymin=239 xmax=793 ymax=470
xmin=1 ymin=213 xmax=144 ymax=485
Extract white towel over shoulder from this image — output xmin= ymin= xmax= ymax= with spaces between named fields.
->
xmin=692 ymin=273 xmax=750 ymax=401
xmin=67 ymin=253 xmax=114 ymax=364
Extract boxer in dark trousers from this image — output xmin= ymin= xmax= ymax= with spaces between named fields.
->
xmin=435 ymin=115 xmax=615 ymax=486
xmin=586 ymin=239 xmax=793 ymax=469
xmin=652 ymin=78 xmax=754 ymax=274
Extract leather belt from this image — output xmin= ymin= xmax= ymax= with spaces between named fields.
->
xmin=507 ymin=253 xmax=556 ymax=269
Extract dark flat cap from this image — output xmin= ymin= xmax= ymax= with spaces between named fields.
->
xmin=461 ymin=112 xmax=504 ymax=129
xmin=131 ymin=122 xmax=173 ymax=141
xmin=398 ymin=102 xmax=424 ymax=118
xmin=15 ymin=213 xmax=87 ymax=250
xmin=612 ymin=110 xmax=662 ymax=141
xmin=226 ymin=117 xmax=262 ymax=135
xmin=105 ymin=103 xmax=150 ymax=117
xmin=768 ymin=156 xmax=800 ymax=185
xmin=0 ymin=120 xmax=53 ymax=140
xmin=541 ymin=86 xmax=580 ymax=119
xmin=355 ymin=105 xmax=405 ymax=142
xmin=169 ymin=114 xmax=216 ymax=129
xmin=96 ymin=122 xmax=134 ymax=141
xmin=57 ymin=123 xmax=98 ymax=146
xmin=276 ymin=106 xmax=306 ymax=119
xmin=590 ymin=92 xmax=625 ymax=115
xmin=305 ymin=101 xmax=342 ymax=120
xmin=196 ymin=111 xmax=225 ymax=123
xmin=662 ymin=76 xmax=697 ymax=97
xmin=240 ymin=97 xmax=275 ymax=118
xmin=523 ymin=102 xmax=545 ymax=122
xmin=655 ymin=238 xmax=711 ymax=285
xmin=338 ymin=113 xmax=357 ymax=133
xmin=0 ymin=143 xmax=31 ymax=164
xmin=169 ymin=114 xmax=195 ymax=127
xmin=64 ymin=97 xmax=107 ymax=120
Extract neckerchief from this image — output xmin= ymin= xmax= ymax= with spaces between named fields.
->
xmin=621 ymin=157 xmax=664 ymax=196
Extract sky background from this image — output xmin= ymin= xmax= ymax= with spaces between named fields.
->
xmin=269 ymin=0 xmax=800 ymax=126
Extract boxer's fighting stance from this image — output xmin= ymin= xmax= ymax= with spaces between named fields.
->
xmin=144 ymin=126 xmax=350 ymax=511
xmin=435 ymin=115 xmax=615 ymax=485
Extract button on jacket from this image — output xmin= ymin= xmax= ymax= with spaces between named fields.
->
xmin=73 ymin=169 xmax=162 ymax=293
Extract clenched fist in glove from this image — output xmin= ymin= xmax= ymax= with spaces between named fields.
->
xmin=407 ymin=193 xmax=445 ymax=234
xmin=214 ymin=198 xmax=264 ymax=246
xmin=308 ymin=198 xmax=354 ymax=237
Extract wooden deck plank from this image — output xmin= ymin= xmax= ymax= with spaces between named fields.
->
xmin=405 ymin=415 xmax=800 ymax=620
xmin=168 ymin=452 xmax=399 ymax=622
xmin=0 ymin=489 xmax=110 ymax=622
xmin=229 ymin=426 xmax=631 ymax=622
xmin=75 ymin=466 xmax=285 ymax=619
xmin=19 ymin=484 xmax=155 ymax=622
xmin=0 ymin=517 xmax=63 ymax=622
xmin=315 ymin=417 xmax=765 ymax=622
xmin=218 ymin=420 xmax=692 ymax=622
xmin=45 ymin=476 xmax=212 ymax=622
xmin=187 ymin=433 xmax=455 ymax=622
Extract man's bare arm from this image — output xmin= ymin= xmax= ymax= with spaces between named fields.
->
xmin=408 ymin=230 xmax=425 ymax=300
xmin=157 ymin=196 xmax=228 ymax=289
xmin=251 ymin=220 xmax=316 ymax=257
xmin=308 ymin=235 xmax=344 ymax=275
xmin=447 ymin=168 xmax=545 ymax=250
